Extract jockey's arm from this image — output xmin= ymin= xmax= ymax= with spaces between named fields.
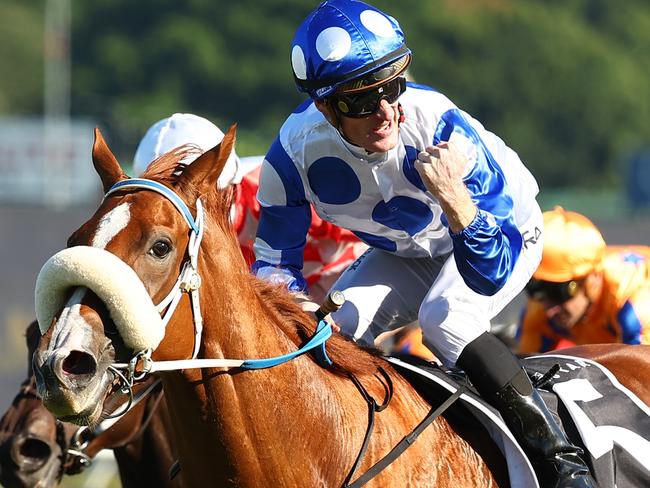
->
xmin=618 ymin=287 xmax=650 ymax=345
xmin=416 ymin=112 xmax=524 ymax=297
xmin=252 ymin=137 xmax=311 ymax=293
xmin=252 ymin=202 xmax=311 ymax=293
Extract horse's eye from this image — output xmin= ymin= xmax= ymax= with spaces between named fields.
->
xmin=149 ymin=240 xmax=171 ymax=258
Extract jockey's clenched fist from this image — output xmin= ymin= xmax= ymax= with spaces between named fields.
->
xmin=415 ymin=142 xmax=477 ymax=233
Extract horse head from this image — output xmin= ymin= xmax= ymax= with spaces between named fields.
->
xmin=0 ymin=321 xmax=77 ymax=488
xmin=32 ymin=125 xmax=237 ymax=426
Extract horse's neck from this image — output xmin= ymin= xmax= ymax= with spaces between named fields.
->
xmin=162 ymin=252 xmax=359 ymax=484
xmin=161 ymin=284 xmax=504 ymax=486
xmin=164 ymin=360 xmax=359 ymax=486
xmin=200 ymin=240 xmax=300 ymax=359
xmin=166 ymin=238 xmax=499 ymax=487
xmin=158 ymin=366 xmax=235 ymax=482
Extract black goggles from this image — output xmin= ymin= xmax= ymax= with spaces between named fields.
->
xmin=332 ymin=76 xmax=407 ymax=118
xmin=524 ymin=279 xmax=581 ymax=304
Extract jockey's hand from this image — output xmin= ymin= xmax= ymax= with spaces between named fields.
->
xmin=293 ymin=293 xmax=341 ymax=333
xmin=415 ymin=141 xmax=467 ymax=198
xmin=415 ymin=141 xmax=477 ymax=233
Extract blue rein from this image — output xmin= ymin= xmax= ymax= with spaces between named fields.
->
xmin=241 ymin=320 xmax=333 ymax=369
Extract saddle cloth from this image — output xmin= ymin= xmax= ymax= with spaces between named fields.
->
xmin=387 ymin=354 xmax=650 ymax=488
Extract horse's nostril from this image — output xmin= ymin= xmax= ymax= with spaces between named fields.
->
xmin=18 ymin=438 xmax=51 ymax=462
xmin=62 ymin=351 xmax=96 ymax=376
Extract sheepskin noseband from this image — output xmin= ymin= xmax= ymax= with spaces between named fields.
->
xmin=35 ymin=245 xmax=165 ymax=351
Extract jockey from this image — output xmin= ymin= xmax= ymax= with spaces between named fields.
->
xmin=518 ymin=206 xmax=650 ymax=353
xmin=251 ymin=1 xmax=594 ymax=486
xmin=132 ymin=113 xmax=367 ymax=304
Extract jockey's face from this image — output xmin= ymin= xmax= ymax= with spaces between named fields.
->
xmin=542 ymin=289 xmax=591 ymax=330
xmin=339 ymin=98 xmax=401 ymax=153
xmin=541 ymin=273 xmax=602 ymax=330
xmin=316 ymin=98 xmax=401 ymax=154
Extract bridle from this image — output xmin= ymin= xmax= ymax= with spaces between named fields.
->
xmin=62 ymin=377 xmax=163 ymax=475
xmin=106 ymin=179 xmax=206 ymax=361
xmin=104 ymin=179 xmax=333 ymax=397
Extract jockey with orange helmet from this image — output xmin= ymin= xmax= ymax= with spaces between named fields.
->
xmin=252 ymin=1 xmax=593 ymax=486
xmin=133 ymin=113 xmax=367 ymax=304
xmin=518 ymin=206 xmax=650 ymax=353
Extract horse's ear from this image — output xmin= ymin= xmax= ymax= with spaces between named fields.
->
xmin=92 ymin=127 xmax=127 ymax=192
xmin=180 ymin=123 xmax=237 ymax=194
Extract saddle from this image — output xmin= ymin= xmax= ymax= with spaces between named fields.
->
xmin=388 ymin=353 xmax=650 ymax=488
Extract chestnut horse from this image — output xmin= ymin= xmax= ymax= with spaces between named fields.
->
xmin=30 ymin=126 xmax=650 ymax=487
xmin=0 ymin=322 xmax=183 ymax=488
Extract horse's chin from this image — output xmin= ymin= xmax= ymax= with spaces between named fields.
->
xmin=41 ymin=373 xmax=113 ymax=426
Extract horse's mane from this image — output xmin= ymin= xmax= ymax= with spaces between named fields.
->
xmin=251 ymin=279 xmax=388 ymax=378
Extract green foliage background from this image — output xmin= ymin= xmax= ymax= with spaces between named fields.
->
xmin=2 ymin=0 xmax=649 ymax=191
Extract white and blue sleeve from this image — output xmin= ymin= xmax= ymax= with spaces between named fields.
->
xmin=253 ymin=136 xmax=311 ymax=292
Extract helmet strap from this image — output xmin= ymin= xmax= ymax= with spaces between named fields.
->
xmin=324 ymin=98 xmax=342 ymax=130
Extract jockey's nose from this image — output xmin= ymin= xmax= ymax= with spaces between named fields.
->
xmin=543 ymin=302 xmax=564 ymax=320
xmin=373 ymin=98 xmax=394 ymax=119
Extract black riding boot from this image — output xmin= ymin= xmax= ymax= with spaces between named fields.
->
xmin=457 ymin=333 xmax=597 ymax=488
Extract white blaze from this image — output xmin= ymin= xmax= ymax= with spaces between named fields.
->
xmin=51 ymin=287 xmax=92 ymax=352
xmin=92 ymin=202 xmax=131 ymax=249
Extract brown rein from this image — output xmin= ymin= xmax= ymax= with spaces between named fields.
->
xmin=341 ymin=366 xmax=465 ymax=487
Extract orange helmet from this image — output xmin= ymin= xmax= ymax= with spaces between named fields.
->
xmin=534 ymin=206 xmax=606 ymax=282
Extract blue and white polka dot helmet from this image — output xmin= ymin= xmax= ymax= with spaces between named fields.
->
xmin=291 ymin=0 xmax=411 ymax=99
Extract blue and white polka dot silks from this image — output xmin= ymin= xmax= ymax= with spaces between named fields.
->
xmin=253 ymin=83 xmax=540 ymax=296
xmin=291 ymin=0 xmax=409 ymax=99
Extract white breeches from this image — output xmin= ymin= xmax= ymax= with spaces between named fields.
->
xmin=330 ymin=204 xmax=543 ymax=366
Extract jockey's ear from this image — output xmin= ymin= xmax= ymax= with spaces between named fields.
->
xmin=92 ymin=128 xmax=127 ymax=192
xmin=181 ymin=123 xmax=237 ymax=195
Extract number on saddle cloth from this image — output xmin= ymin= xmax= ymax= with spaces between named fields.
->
xmin=523 ymin=355 xmax=650 ymax=487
